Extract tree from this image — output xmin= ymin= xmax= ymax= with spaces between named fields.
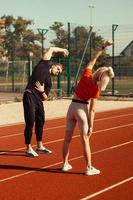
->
xmin=0 ymin=15 xmax=42 ymax=61
xmin=0 ymin=18 xmax=6 ymax=62
xmin=49 ymin=22 xmax=111 ymax=75
xmin=49 ymin=22 xmax=68 ymax=48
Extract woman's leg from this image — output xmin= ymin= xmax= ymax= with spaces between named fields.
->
xmin=76 ymin=105 xmax=92 ymax=167
xmin=62 ymin=130 xmax=74 ymax=165
xmin=77 ymin=105 xmax=100 ymax=175
xmin=80 ymin=133 xmax=92 ymax=167
xmin=62 ymin=103 xmax=76 ymax=169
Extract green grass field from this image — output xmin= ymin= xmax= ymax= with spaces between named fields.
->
xmin=0 ymin=77 xmax=133 ymax=96
xmin=104 ymin=77 xmax=133 ymax=95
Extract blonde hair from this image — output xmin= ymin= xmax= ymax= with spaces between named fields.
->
xmin=93 ymin=66 xmax=115 ymax=91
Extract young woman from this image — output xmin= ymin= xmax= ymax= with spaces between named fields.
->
xmin=62 ymin=40 xmax=114 ymax=175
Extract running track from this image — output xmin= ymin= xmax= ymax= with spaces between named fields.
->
xmin=0 ymin=108 xmax=133 ymax=200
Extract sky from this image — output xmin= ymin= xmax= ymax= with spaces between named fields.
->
xmin=0 ymin=0 xmax=133 ymax=55
xmin=0 ymin=0 xmax=133 ymax=29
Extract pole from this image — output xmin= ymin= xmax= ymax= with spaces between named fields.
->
xmin=12 ymin=45 xmax=15 ymax=92
xmin=8 ymin=24 xmax=15 ymax=92
xmin=112 ymin=24 xmax=118 ymax=96
xmin=71 ymin=26 xmax=93 ymax=92
xmin=89 ymin=5 xmax=94 ymax=60
xmin=11 ymin=31 xmax=15 ymax=92
xmin=89 ymin=5 xmax=94 ymax=26
xmin=89 ymin=34 xmax=92 ymax=60
xmin=67 ymin=22 xmax=71 ymax=96
xmin=37 ymin=28 xmax=49 ymax=56
xmin=56 ymin=56 xmax=61 ymax=96
xmin=28 ymin=52 xmax=33 ymax=79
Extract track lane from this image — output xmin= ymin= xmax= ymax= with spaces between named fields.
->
xmin=0 ymin=108 xmax=133 ymax=200
xmin=0 ymin=142 xmax=132 ymax=200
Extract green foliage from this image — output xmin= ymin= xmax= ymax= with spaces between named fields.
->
xmin=0 ymin=15 xmax=41 ymax=61
xmin=49 ymin=22 xmax=112 ymax=76
xmin=49 ymin=22 xmax=68 ymax=48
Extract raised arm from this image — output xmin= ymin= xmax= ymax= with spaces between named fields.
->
xmin=42 ymin=47 xmax=69 ymax=60
xmin=86 ymin=40 xmax=113 ymax=70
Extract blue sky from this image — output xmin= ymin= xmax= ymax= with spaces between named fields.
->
xmin=0 ymin=0 xmax=133 ymax=55
xmin=0 ymin=0 xmax=132 ymax=28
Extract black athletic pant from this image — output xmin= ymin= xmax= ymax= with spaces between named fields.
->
xmin=23 ymin=91 xmax=45 ymax=144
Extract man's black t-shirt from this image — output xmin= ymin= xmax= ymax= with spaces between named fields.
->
xmin=26 ymin=60 xmax=52 ymax=96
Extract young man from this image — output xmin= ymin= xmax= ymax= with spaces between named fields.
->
xmin=23 ymin=47 xmax=69 ymax=157
xmin=62 ymin=40 xmax=114 ymax=175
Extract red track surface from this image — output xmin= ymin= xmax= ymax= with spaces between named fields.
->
xmin=0 ymin=108 xmax=133 ymax=200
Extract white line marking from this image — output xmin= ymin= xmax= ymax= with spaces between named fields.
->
xmin=0 ymin=118 xmax=133 ymax=141
xmin=0 ymin=125 xmax=65 ymax=139
xmin=0 ymin=140 xmax=132 ymax=183
xmin=94 ymin=123 xmax=133 ymax=133
xmin=0 ymin=161 xmax=63 ymax=183
xmin=0 ymin=113 xmax=133 ymax=139
xmin=0 ymin=123 xmax=133 ymax=154
xmin=0 ymin=133 xmax=23 ymax=139
xmin=95 ymin=113 xmax=133 ymax=122
xmin=80 ymin=176 xmax=133 ymax=200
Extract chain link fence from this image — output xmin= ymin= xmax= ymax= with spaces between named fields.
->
xmin=0 ymin=23 xmax=133 ymax=98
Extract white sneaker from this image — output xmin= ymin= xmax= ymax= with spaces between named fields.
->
xmin=26 ymin=148 xmax=39 ymax=157
xmin=85 ymin=166 xmax=100 ymax=176
xmin=62 ymin=163 xmax=72 ymax=172
xmin=36 ymin=146 xmax=52 ymax=154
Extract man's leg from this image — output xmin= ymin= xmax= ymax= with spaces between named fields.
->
xmin=35 ymin=100 xmax=52 ymax=154
xmin=23 ymin=92 xmax=38 ymax=157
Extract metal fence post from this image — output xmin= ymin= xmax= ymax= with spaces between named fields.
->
xmin=28 ymin=52 xmax=33 ymax=80
xmin=37 ymin=28 xmax=49 ymax=56
xmin=112 ymin=24 xmax=118 ymax=96
xmin=67 ymin=22 xmax=71 ymax=96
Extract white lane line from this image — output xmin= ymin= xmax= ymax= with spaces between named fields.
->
xmin=0 ymin=123 xmax=133 ymax=154
xmin=0 ymin=120 xmax=131 ymax=140
xmin=0 ymin=125 xmax=65 ymax=139
xmin=0 ymin=161 xmax=63 ymax=183
xmin=0 ymin=133 xmax=24 ymax=139
xmin=80 ymin=176 xmax=133 ymax=200
xmin=0 ymin=113 xmax=133 ymax=139
xmin=95 ymin=113 xmax=133 ymax=122
xmin=0 ymin=140 xmax=132 ymax=183
xmin=94 ymin=123 xmax=133 ymax=133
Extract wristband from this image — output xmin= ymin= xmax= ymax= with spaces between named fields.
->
xmin=101 ymin=46 xmax=106 ymax=50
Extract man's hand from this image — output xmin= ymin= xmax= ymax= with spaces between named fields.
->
xmin=54 ymin=49 xmax=69 ymax=57
xmin=35 ymin=81 xmax=48 ymax=100
xmin=63 ymin=49 xmax=69 ymax=57
xmin=43 ymin=47 xmax=69 ymax=60
xmin=35 ymin=81 xmax=45 ymax=93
